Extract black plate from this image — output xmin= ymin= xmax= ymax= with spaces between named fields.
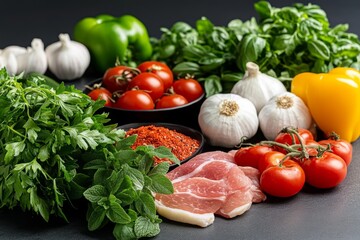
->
xmin=119 ymin=122 xmax=205 ymax=168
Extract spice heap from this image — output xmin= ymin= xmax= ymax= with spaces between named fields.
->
xmin=126 ymin=125 xmax=200 ymax=164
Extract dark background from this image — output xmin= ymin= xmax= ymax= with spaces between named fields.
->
xmin=1 ymin=1 xmax=360 ymax=240
xmin=1 ymin=0 xmax=359 ymax=48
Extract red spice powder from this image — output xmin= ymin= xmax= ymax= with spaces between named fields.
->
xmin=125 ymin=125 xmax=200 ymax=164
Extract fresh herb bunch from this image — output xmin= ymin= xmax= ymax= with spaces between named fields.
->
xmin=151 ymin=0 xmax=360 ymax=95
xmin=0 ymin=68 xmax=178 ymax=240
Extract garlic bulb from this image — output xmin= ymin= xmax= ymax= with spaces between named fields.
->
xmin=258 ymin=92 xmax=312 ymax=140
xmin=198 ymin=93 xmax=259 ymax=148
xmin=16 ymin=38 xmax=48 ymax=75
xmin=231 ymin=62 xmax=287 ymax=113
xmin=0 ymin=51 xmax=17 ymax=75
xmin=45 ymin=33 xmax=90 ymax=80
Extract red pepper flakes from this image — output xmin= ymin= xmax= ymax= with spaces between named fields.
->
xmin=125 ymin=125 xmax=200 ymax=164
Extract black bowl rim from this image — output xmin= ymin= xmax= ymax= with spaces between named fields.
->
xmin=118 ymin=122 xmax=205 ymax=168
xmin=84 ymin=78 xmax=205 ymax=112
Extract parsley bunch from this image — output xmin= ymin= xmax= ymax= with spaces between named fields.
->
xmin=0 ymin=69 xmax=178 ymax=240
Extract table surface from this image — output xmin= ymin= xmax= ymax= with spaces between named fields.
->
xmin=1 ymin=1 xmax=360 ymax=239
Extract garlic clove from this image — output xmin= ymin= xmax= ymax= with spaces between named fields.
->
xmin=45 ymin=33 xmax=90 ymax=80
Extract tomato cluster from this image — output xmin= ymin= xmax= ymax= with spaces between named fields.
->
xmin=234 ymin=127 xmax=352 ymax=198
xmin=87 ymin=61 xmax=204 ymax=110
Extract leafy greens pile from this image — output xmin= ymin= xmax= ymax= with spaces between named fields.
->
xmin=0 ymin=69 xmax=178 ymax=240
xmin=151 ymin=0 xmax=360 ymax=95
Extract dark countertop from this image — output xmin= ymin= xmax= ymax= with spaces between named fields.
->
xmin=1 ymin=1 xmax=360 ymax=239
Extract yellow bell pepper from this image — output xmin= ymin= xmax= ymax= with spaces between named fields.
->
xmin=291 ymin=67 xmax=360 ymax=142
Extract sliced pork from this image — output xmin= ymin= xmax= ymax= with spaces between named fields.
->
xmin=155 ymin=151 xmax=266 ymax=227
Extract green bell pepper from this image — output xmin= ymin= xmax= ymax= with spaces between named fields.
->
xmin=73 ymin=14 xmax=152 ymax=72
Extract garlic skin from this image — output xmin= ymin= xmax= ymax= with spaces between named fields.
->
xmin=16 ymin=38 xmax=48 ymax=75
xmin=45 ymin=33 xmax=90 ymax=80
xmin=231 ymin=62 xmax=287 ymax=113
xmin=258 ymin=92 xmax=312 ymax=140
xmin=198 ymin=93 xmax=259 ymax=148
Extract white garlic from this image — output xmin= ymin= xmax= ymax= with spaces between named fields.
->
xmin=231 ymin=62 xmax=287 ymax=113
xmin=0 ymin=51 xmax=18 ymax=75
xmin=258 ymin=92 xmax=312 ymax=140
xmin=45 ymin=33 xmax=90 ymax=80
xmin=198 ymin=93 xmax=259 ymax=148
xmin=16 ymin=38 xmax=48 ymax=75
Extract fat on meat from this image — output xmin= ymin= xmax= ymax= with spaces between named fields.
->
xmin=155 ymin=151 xmax=266 ymax=227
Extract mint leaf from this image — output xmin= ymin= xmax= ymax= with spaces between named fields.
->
xmin=106 ymin=199 xmax=131 ymax=224
xmin=83 ymin=185 xmax=108 ymax=203
xmin=88 ymin=205 xmax=106 ymax=231
xmin=148 ymin=174 xmax=174 ymax=194
xmin=113 ymin=223 xmax=136 ymax=240
xmin=135 ymin=192 xmax=157 ymax=220
xmin=125 ymin=166 xmax=144 ymax=191
xmin=134 ymin=216 xmax=160 ymax=238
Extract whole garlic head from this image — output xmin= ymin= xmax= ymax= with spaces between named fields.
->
xmin=46 ymin=33 xmax=90 ymax=80
xmin=16 ymin=38 xmax=48 ymax=75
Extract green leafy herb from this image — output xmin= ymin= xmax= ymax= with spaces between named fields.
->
xmin=151 ymin=0 xmax=360 ymax=95
xmin=0 ymin=68 xmax=176 ymax=240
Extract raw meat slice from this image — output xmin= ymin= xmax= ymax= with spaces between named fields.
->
xmin=155 ymin=151 xmax=266 ymax=227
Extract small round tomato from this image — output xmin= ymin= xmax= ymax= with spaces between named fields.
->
xmin=318 ymin=138 xmax=352 ymax=166
xmin=137 ymin=61 xmax=173 ymax=90
xmin=87 ymin=88 xmax=113 ymax=107
xmin=114 ymin=90 xmax=154 ymax=110
xmin=102 ymin=65 xmax=139 ymax=93
xmin=301 ymin=152 xmax=347 ymax=189
xmin=172 ymin=78 xmax=204 ymax=102
xmin=127 ymin=72 xmax=165 ymax=101
xmin=258 ymin=151 xmax=289 ymax=174
xmin=155 ymin=94 xmax=188 ymax=109
xmin=274 ymin=128 xmax=314 ymax=153
xmin=234 ymin=145 xmax=274 ymax=169
xmin=260 ymin=159 xmax=305 ymax=198
xmin=275 ymin=128 xmax=314 ymax=145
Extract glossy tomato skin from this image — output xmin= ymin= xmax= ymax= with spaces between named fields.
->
xmin=301 ymin=152 xmax=347 ymax=189
xmin=275 ymin=128 xmax=314 ymax=145
xmin=114 ymin=90 xmax=154 ymax=110
xmin=318 ymin=139 xmax=353 ymax=166
xmin=137 ymin=61 xmax=173 ymax=90
xmin=274 ymin=128 xmax=314 ymax=153
xmin=260 ymin=159 xmax=305 ymax=198
xmin=127 ymin=72 xmax=165 ymax=101
xmin=88 ymin=88 xmax=113 ymax=107
xmin=155 ymin=94 xmax=188 ymax=109
xmin=172 ymin=78 xmax=204 ymax=102
xmin=258 ymin=151 xmax=289 ymax=174
xmin=102 ymin=65 xmax=138 ymax=93
xmin=234 ymin=145 xmax=274 ymax=169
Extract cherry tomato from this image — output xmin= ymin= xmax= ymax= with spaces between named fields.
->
xmin=155 ymin=94 xmax=188 ymax=109
xmin=258 ymin=151 xmax=289 ymax=174
xmin=301 ymin=152 xmax=347 ymax=189
xmin=260 ymin=159 xmax=305 ymax=198
xmin=274 ymin=128 xmax=314 ymax=153
xmin=234 ymin=145 xmax=274 ymax=169
xmin=172 ymin=78 xmax=204 ymax=102
xmin=318 ymin=138 xmax=352 ymax=166
xmin=114 ymin=90 xmax=154 ymax=110
xmin=275 ymin=128 xmax=314 ymax=145
xmin=102 ymin=65 xmax=138 ymax=93
xmin=127 ymin=72 xmax=165 ymax=101
xmin=137 ymin=61 xmax=173 ymax=90
xmin=87 ymin=88 xmax=113 ymax=107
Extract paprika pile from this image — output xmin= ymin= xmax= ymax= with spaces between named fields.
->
xmin=291 ymin=67 xmax=360 ymax=142
xmin=73 ymin=14 xmax=152 ymax=72
xmin=125 ymin=125 xmax=201 ymax=165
